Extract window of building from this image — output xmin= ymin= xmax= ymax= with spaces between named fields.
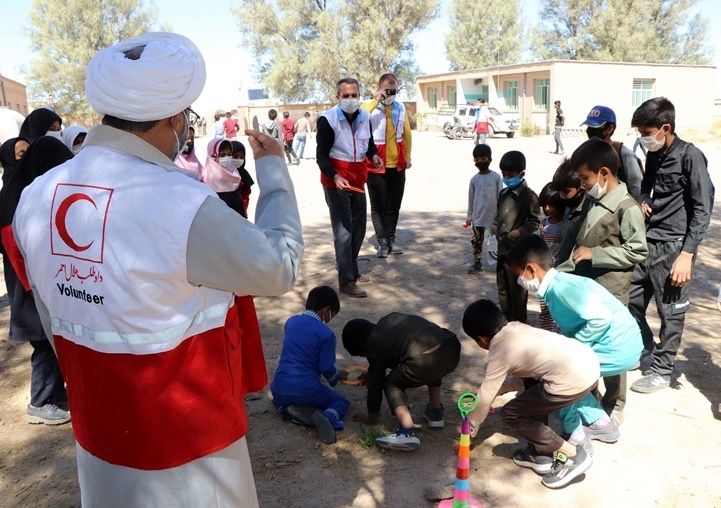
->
xmin=504 ymin=80 xmax=518 ymax=110
xmin=632 ymin=79 xmax=654 ymax=107
xmin=481 ymin=85 xmax=489 ymax=102
xmin=534 ymin=78 xmax=550 ymax=111
xmin=448 ymin=86 xmax=457 ymax=108
xmin=428 ymin=87 xmax=438 ymax=109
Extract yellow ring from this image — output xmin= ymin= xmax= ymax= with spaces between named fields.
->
xmin=342 ymin=365 xmax=366 ymax=386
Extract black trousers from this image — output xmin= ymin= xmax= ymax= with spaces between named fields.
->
xmin=29 ymin=340 xmax=66 ymax=407
xmin=599 ymin=374 xmax=626 ymax=413
xmin=367 ymin=169 xmax=406 ymax=241
xmin=628 ymin=240 xmax=693 ymax=377
xmin=324 ymin=187 xmax=367 ymax=287
xmin=496 ymin=255 xmax=528 ymax=323
xmin=284 ymin=140 xmax=298 ymax=163
xmin=383 ymin=335 xmax=460 ymax=411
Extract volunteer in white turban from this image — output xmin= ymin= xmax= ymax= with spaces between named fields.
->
xmin=61 ymin=125 xmax=88 ymax=154
xmin=12 ymin=31 xmax=303 ymax=508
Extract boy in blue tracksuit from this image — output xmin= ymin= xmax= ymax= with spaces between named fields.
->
xmin=270 ymin=286 xmax=350 ymax=444
xmin=507 ymin=235 xmax=642 ymax=448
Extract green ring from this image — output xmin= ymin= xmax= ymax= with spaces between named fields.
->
xmin=457 ymin=391 xmax=478 ymax=418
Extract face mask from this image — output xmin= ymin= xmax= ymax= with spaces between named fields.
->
xmin=232 ymin=158 xmax=245 ymax=168
xmin=517 ymin=273 xmax=541 ymax=294
xmin=171 ymin=111 xmax=190 ymax=161
xmin=640 ymin=129 xmax=666 ymax=152
xmin=503 ymin=175 xmax=523 ymax=188
xmin=475 ymin=161 xmax=490 ymax=171
xmin=46 ymin=130 xmax=63 ymax=140
xmin=183 ymin=142 xmax=194 ymax=154
xmin=340 ymin=98 xmax=360 ymax=114
xmin=587 ymin=176 xmax=608 ymax=199
xmin=71 ymin=145 xmax=82 ymax=155
xmin=565 ymin=191 xmax=584 ymax=209
xmin=382 ymin=96 xmax=395 ymax=106
xmin=218 ymin=156 xmax=233 ymax=167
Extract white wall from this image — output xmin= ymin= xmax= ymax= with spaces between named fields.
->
xmin=552 ymin=62 xmax=716 ymax=132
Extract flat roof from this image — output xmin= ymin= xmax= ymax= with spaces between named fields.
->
xmin=0 ymin=74 xmax=27 ymax=88
xmin=417 ymin=59 xmax=716 ymax=81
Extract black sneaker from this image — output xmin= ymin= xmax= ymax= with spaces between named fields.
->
xmin=512 ymin=444 xmax=554 ymax=474
xmin=630 ymin=372 xmax=670 ymax=394
xmin=541 ymin=445 xmax=592 ymax=489
xmin=423 ymin=404 xmax=444 ymax=429
xmin=310 ymin=410 xmax=337 ymax=444
xmin=284 ymin=405 xmax=316 ymax=426
xmin=467 ymin=262 xmax=482 ymax=274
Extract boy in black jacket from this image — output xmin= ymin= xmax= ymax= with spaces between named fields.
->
xmin=629 ymin=97 xmax=713 ymax=394
xmin=492 ymin=151 xmax=542 ymax=323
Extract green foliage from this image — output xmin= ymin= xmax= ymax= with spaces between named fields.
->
xmin=27 ymin=0 xmax=158 ymax=122
xmin=445 ymin=0 xmax=524 ymax=70
xmin=235 ymin=0 xmax=439 ymax=102
xmin=520 ymin=119 xmax=540 ymax=137
xmin=535 ymin=0 xmax=712 ymax=64
xmin=358 ymin=425 xmax=386 ymax=448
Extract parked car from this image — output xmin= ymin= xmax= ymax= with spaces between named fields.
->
xmin=438 ymin=104 xmax=519 ymax=139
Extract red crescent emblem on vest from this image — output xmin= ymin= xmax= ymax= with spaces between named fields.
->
xmin=55 ymin=193 xmax=97 ymax=252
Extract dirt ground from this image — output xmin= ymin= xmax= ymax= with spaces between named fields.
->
xmin=1 ymin=130 xmax=720 ymax=508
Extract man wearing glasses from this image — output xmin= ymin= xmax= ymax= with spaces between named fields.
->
xmin=316 ymin=78 xmax=384 ymax=298
xmin=362 ymin=73 xmax=413 ymax=259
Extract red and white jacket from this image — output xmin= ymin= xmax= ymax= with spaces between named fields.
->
xmin=320 ymin=105 xmax=371 ymax=190
xmin=12 ymin=125 xmax=303 ymax=505
xmin=367 ymin=101 xmax=407 ymax=173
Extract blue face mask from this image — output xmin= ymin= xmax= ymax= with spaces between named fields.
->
xmin=503 ymin=175 xmax=523 ymax=188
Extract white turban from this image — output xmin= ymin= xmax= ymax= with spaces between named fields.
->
xmin=85 ymin=32 xmax=206 ymax=122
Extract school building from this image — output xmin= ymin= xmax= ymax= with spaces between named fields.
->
xmin=414 ymin=60 xmax=716 ymax=134
xmin=0 ymin=74 xmax=28 ymax=116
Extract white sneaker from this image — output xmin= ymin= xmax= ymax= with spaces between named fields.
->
xmin=376 ymin=427 xmax=420 ymax=451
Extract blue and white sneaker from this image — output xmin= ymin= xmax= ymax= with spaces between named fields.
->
xmin=323 ymin=408 xmax=345 ymax=430
xmin=376 ymin=427 xmax=420 ymax=451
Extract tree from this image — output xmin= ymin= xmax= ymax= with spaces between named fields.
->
xmin=536 ymin=0 xmax=712 ymax=64
xmin=235 ymin=0 xmax=439 ymax=102
xmin=27 ymin=0 xmax=158 ymax=122
xmin=445 ymin=0 xmax=524 ymax=71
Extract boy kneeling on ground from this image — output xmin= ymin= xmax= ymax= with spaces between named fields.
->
xmin=270 ymin=286 xmax=349 ymax=444
xmin=463 ymin=299 xmax=599 ymax=489
xmin=342 ymin=313 xmax=461 ymax=451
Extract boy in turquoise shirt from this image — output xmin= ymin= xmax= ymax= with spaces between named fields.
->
xmin=507 ymin=235 xmax=642 ymax=447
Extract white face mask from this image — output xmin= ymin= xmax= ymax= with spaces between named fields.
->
xmin=640 ymin=130 xmax=666 ymax=152
xmin=382 ymin=96 xmax=395 ymax=106
xmin=232 ymin=158 xmax=244 ymax=169
xmin=46 ymin=130 xmax=63 ymax=140
xmin=587 ymin=177 xmax=608 ymax=200
xmin=340 ymin=98 xmax=360 ymax=114
xmin=517 ymin=272 xmax=541 ymax=294
xmin=171 ymin=111 xmax=190 ymax=161
xmin=218 ymin=156 xmax=233 ymax=167
xmin=71 ymin=145 xmax=82 ymax=155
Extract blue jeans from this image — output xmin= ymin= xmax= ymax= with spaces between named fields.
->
xmin=293 ymin=135 xmax=307 ymax=159
xmin=271 ymin=383 xmax=350 ymax=421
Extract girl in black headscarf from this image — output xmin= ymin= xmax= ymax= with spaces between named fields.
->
xmin=18 ymin=108 xmax=62 ymax=144
xmin=0 ymin=136 xmax=73 ymax=425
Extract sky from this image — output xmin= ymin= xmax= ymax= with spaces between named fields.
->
xmin=0 ymin=0 xmax=719 ymax=115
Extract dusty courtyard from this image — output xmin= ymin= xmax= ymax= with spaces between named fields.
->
xmin=1 ymin=129 xmax=720 ymax=507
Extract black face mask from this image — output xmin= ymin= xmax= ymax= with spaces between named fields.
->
xmin=586 ymin=127 xmax=605 ymax=139
xmin=475 ymin=161 xmax=491 ymax=171
xmin=565 ymin=191 xmax=585 ymax=208
xmin=183 ymin=142 xmax=193 ymax=154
